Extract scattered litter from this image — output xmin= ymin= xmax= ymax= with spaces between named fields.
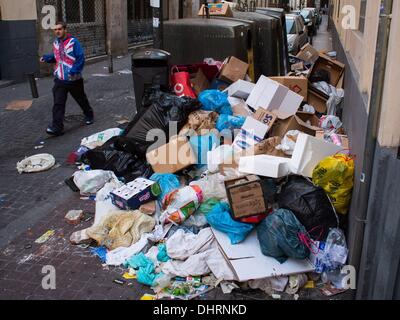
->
xmin=117 ymin=69 xmax=132 ymax=75
xmin=17 ymin=154 xmax=56 ymax=174
xmin=65 ymin=210 xmax=84 ymax=225
xmin=140 ymin=294 xmax=156 ymax=300
xmin=271 ymin=294 xmax=281 ymax=300
xmin=35 ymin=230 xmax=55 ymax=244
xmin=113 ymin=279 xmax=126 ymax=285
xmin=5 ymin=100 xmax=33 ymax=111
xmin=220 ymin=281 xmax=239 ymax=294
xmin=24 ymin=244 xmax=32 ymax=250
xmin=123 ymin=272 xmax=137 ymax=280
xmin=70 ymin=228 xmax=92 ymax=245
xmin=92 ymin=73 xmax=111 ymax=77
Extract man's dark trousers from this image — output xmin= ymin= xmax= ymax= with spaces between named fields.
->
xmin=52 ymin=78 xmax=94 ymax=131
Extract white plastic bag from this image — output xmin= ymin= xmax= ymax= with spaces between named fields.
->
xmin=190 ymin=173 xmax=228 ymax=201
xmin=81 ymin=128 xmax=123 ymax=149
xmin=73 ymin=170 xmax=118 ymax=195
xmin=276 ymin=130 xmax=300 ymax=156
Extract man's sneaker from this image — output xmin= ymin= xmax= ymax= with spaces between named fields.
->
xmin=46 ymin=127 xmax=63 ymax=136
xmin=84 ymin=117 xmax=94 ymax=125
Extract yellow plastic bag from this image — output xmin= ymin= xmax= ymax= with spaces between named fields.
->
xmin=312 ymin=154 xmax=355 ymax=215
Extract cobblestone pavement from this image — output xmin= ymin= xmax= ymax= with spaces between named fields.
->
xmin=0 ymin=18 xmax=354 ymax=300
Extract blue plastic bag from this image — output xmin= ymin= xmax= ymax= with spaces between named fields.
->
xmin=216 ymin=114 xmax=246 ymax=132
xmin=199 ymin=90 xmax=232 ymax=115
xmin=189 ymin=133 xmax=220 ymax=165
xmin=206 ymin=202 xmax=254 ymax=245
xmin=150 ymin=173 xmax=180 ymax=200
xmin=124 ymin=253 xmax=162 ymax=286
xmin=91 ymin=246 xmax=107 ymax=263
xmin=256 ymin=209 xmax=310 ymax=264
xmin=157 ymin=243 xmax=170 ymax=262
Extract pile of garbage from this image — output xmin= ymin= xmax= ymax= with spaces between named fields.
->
xmin=65 ymin=48 xmax=354 ymax=299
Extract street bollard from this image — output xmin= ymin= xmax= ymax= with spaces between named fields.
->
xmin=108 ymin=54 xmax=114 ymax=73
xmin=27 ymin=73 xmax=39 ymax=99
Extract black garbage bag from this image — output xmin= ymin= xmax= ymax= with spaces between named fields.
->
xmin=122 ymin=87 xmax=201 ymax=157
xmin=81 ymin=137 xmax=153 ymax=182
xmin=277 ymin=175 xmax=338 ymax=240
xmin=257 ymin=209 xmax=310 ymax=264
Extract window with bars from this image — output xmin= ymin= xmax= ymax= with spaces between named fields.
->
xmin=61 ymin=0 xmax=103 ymax=25
xmin=127 ymin=0 xmax=152 ymax=21
xmin=359 ymin=0 xmax=367 ymax=33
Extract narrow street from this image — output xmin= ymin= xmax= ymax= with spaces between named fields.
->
xmin=0 ymin=16 xmax=352 ymax=300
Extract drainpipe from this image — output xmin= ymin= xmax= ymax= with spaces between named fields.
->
xmin=353 ymin=0 xmax=393 ymax=299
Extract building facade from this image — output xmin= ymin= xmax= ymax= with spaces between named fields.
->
xmin=329 ymin=0 xmax=400 ymax=299
xmin=0 ymin=0 xmax=157 ymax=82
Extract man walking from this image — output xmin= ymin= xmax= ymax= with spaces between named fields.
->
xmin=40 ymin=21 xmax=94 ymax=136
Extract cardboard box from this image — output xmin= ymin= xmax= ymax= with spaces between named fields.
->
xmin=315 ymin=131 xmax=349 ymax=149
xmin=198 ymin=2 xmax=233 ymax=17
xmin=269 ymin=111 xmax=321 ymax=138
xmin=219 ymin=56 xmax=249 ymax=84
xmin=212 ymin=228 xmax=314 ymax=282
xmin=291 ymin=61 xmax=305 ymax=71
xmin=246 ymin=76 xmax=304 ymax=119
xmin=296 ymin=43 xmax=320 ymax=64
xmin=290 ymin=133 xmax=343 ymax=177
xmin=308 ymin=54 xmax=345 ymax=87
xmin=190 ymin=69 xmax=210 ymax=96
xmin=146 ymin=136 xmax=197 ymax=173
xmin=307 ymin=87 xmax=328 ymax=113
xmin=224 ymin=175 xmax=268 ymax=219
xmin=224 ymin=80 xmax=255 ymax=99
xmin=111 ymin=178 xmax=161 ymax=210
xmin=229 ymin=97 xmax=253 ymax=117
xmin=232 ymin=116 xmax=271 ymax=152
xmin=269 ymin=76 xmax=308 ymax=100
xmin=239 ymin=155 xmax=292 ymax=178
xmin=252 ymin=108 xmax=277 ymax=128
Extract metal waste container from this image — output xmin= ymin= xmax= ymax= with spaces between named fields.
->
xmin=256 ymin=7 xmax=290 ymax=76
xmin=164 ymin=18 xmax=252 ymax=66
xmin=229 ymin=11 xmax=284 ymax=78
xmin=131 ymin=49 xmax=171 ymax=112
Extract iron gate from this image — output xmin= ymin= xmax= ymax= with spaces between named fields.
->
xmin=127 ymin=0 xmax=153 ymax=45
xmin=57 ymin=0 xmax=107 ymax=57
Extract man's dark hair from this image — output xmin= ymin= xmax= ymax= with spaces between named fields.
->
xmin=55 ymin=21 xmax=67 ymax=29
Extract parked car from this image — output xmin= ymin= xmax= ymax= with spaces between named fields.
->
xmin=300 ymin=7 xmax=317 ymax=36
xmin=285 ymin=14 xmax=308 ymax=55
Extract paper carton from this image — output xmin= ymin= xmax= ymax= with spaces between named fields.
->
xmin=239 ymin=155 xmax=292 ymax=178
xmin=190 ymin=68 xmax=210 ymax=96
xmin=308 ymin=54 xmax=345 ymax=87
xmin=246 ymin=76 xmax=304 ymax=119
xmin=229 ymin=97 xmax=253 ymax=117
xmin=290 ymin=133 xmax=343 ymax=177
xmin=212 ymin=228 xmax=314 ymax=282
xmin=269 ymin=76 xmax=308 ymax=100
xmin=269 ymin=111 xmax=321 ymax=138
xmin=224 ymin=175 xmax=268 ymax=219
xmin=146 ymin=136 xmax=197 ymax=173
xmin=296 ymin=43 xmax=320 ymax=64
xmin=111 ymin=178 xmax=161 ymax=210
xmin=198 ymin=2 xmax=234 ymax=17
xmin=232 ymin=117 xmax=271 ymax=152
xmin=224 ymin=80 xmax=255 ymax=99
xmin=315 ymin=131 xmax=349 ymax=149
xmin=219 ymin=56 xmax=249 ymax=84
